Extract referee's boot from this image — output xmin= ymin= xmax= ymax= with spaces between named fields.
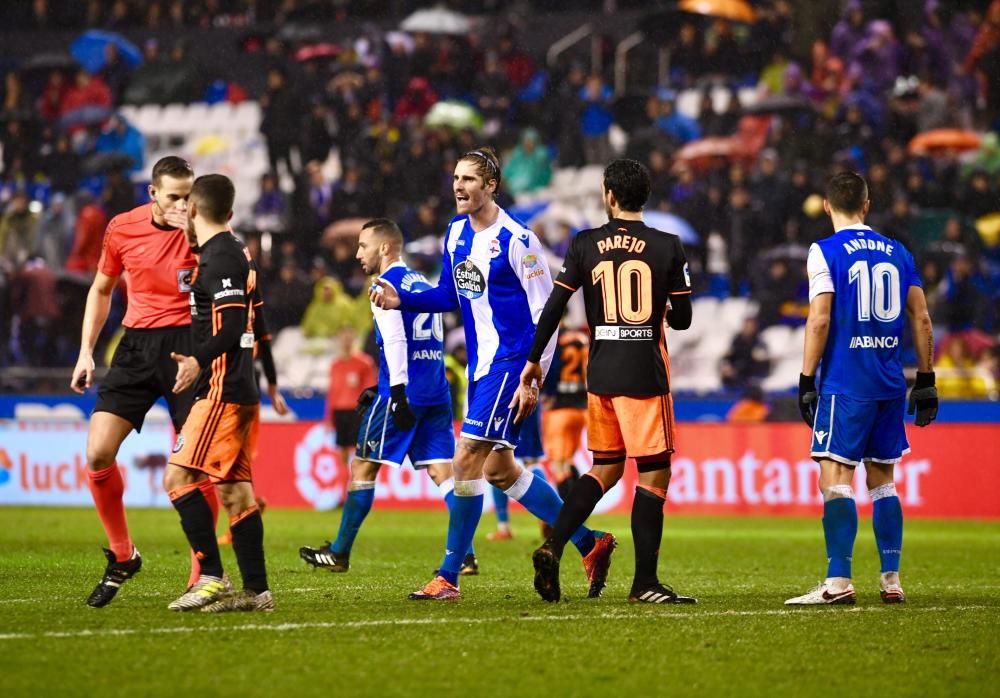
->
xmin=86 ymin=547 xmax=142 ymax=608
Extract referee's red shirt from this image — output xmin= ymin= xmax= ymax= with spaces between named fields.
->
xmin=97 ymin=203 xmax=197 ymax=329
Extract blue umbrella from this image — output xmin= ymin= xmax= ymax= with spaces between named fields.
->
xmin=70 ymin=30 xmax=142 ymax=74
xmin=507 ymin=200 xmax=551 ymax=225
xmin=643 ymin=211 xmax=700 ymax=246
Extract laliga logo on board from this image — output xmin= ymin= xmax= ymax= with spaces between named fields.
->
xmin=0 ymin=448 xmax=12 ymax=486
xmin=295 ymin=424 xmax=346 ymax=510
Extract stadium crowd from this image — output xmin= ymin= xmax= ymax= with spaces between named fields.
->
xmin=0 ymin=0 xmax=998 ymax=398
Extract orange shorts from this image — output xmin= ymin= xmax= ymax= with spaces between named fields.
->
xmin=586 ymin=392 xmax=676 ymax=462
xmin=542 ymin=408 xmax=587 ymax=462
xmin=168 ymin=399 xmax=259 ymax=482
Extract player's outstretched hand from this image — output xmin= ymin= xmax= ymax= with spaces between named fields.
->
xmin=71 ymin=353 xmax=95 ymax=393
xmin=908 ymin=371 xmax=938 ymax=427
xmin=798 ymin=374 xmax=818 ymax=427
xmin=170 ymin=352 xmax=201 ymax=394
xmin=268 ymin=384 xmax=290 ymax=416
xmin=509 ymin=361 xmax=542 ymax=424
xmin=369 ymin=279 xmax=401 ymax=310
xmin=389 ymin=384 xmax=416 ymax=430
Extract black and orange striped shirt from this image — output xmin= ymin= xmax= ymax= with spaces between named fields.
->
xmin=554 ymin=218 xmax=691 ymax=396
xmin=188 ymin=231 xmax=259 ymax=405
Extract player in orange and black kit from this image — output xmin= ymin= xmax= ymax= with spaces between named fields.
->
xmin=163 ymin=174 xmax=273 ymax=612
xmin=541 ymin=327 xmax=590 ymax=499
xmin=70 ymin=156 xmax=212 ymax=608
xmin=512 ymin=158 xmax=698 ymax=604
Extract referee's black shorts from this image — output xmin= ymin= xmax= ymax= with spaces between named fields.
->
xmin=94 ymin=325 xmax=195 ymax=432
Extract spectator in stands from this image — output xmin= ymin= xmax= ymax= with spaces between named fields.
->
xmin=252 ymin=172 xmax=287 ymax=233
xmin=98 ymin=42 xmax=132 ymax=104
xmin=101 ymin=169 xmax=135 ymax=218
xmin=59 ymin=69 xmax=112 ymax=134
xmin=720 ymin=317 xmax=770 ymax=392
xmin=1 ymin=71 xmax=31 ymax=115
xmin=94 ymin=114 xmax=144 ymax=175
xmin=300 ymin=98 xmax=334 ymax=166
xmin=719 ymin=186 xmax=763 ymax=296
xmin=654 ymin=88 xmax=701 ymax=147
xmin=393 ymin=76 xmax=438 ymax=125
xmin=306 ymin=160 xmax=334 ymax=230
xmin=260 ymin=66 xmax=300 ymax=178
xmin=0 ymin=191 xmax=39 ymax=266
xmin=935 ymin=332 xmax=998 ymax=399
xmin=706 ymin=19 xmax=744 ymax=78
xmin=473 ymin=51 xmax=511 ymax=134
xmin=726 ymin=385 xmax=771 ymax=423
xmin=301 ymin=275 xmax=358 ymax=339
xmin=329 ymin=162 xmax=376 ymax=221
xmin=961 ymin=170 xmax=999 ymax=220
xmin=830 ymin=0 xmax=866 ymax=62
xmin=264 ymin=259 xmax=312 ymax=334
xmin=579 ymin=73 xmax=613 ymax=165
xmin=64 ymin=190 xmax=108 ymax=275
xmin=33 ymin=191 xmax=74 ymax=269
xmin=754 ymin=257 xmax=802 ymax=329
xmin=548 ymin=62 xmax=585 ymax=168
xmin=37 ymin=70 xmax=69 ymax=122
xmin=940 ymin=255 xmax=988 ymax=332
xmin=39 ymin=133 xmax=80 ymax=194
xmin=9 ymin=256 xmax=60 ymax=366
xmin=669 ymin=22 xmax=705 ymax=87
xmin=503 ymin=127 xmax=552 ymax=196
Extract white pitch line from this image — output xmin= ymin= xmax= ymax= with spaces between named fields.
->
xmin=0 ymin=605 xmax=991 ymax=642
xmin=0 ymin=587 xmax=325 ymax=605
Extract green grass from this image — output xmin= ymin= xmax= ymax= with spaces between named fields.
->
xmin=0 ymin=507 xmax=997 ymax=697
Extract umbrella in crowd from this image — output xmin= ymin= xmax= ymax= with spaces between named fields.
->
xmin=20 ymin=52 xmax=78 ymax=74
xmin=678 ymin=0 xmax=756 ymax=24
xmin=675 ymin=136 xmax=752 ymax=171
xmin=908 ymin=129 xmax=982 ymax=156
xmin=294 ymin=43 xmax=341 ymax=63
xmin=59 ymin=105 xmax=114 ymax=129
xmin=643 ymin=211 xmax=700 ymax=246
xmin=742 ymin=94 xmax=813 ymax=116
xmin=81 ymin=152 xmax=135 ymax=176
xmin=70 ymin=30 xmax=142 ymax=74
xmin=424 ymin=101 xmax=483 ymax=132
xmin=400 ymin=7 xmax=472 ymax=35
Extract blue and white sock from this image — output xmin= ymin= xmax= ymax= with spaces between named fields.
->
xmin=490 ymin=485 xmax=510 ymax=525
xmin=822 ymin=484 xmax=857 ymax=580
xmin=870 ymin=482 xmax=903 ymax=573
xmin=505 ymin=468 xmax=595 ymax=556
xmin=331 ymin=481 xmax=376 ymax=555
xmin=439 ymin=477 xmax=475 ymax=558
xmin=437 ymin=479 xmax=485 ymax=586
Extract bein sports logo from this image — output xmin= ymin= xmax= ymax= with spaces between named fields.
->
xmin=294 ymin=424 xmax=346 ymax=510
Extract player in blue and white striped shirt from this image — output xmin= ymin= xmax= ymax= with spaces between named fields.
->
xmin=298 ymin=219 xmax=476 ymax=577
xmin=372 ymin=148 xmax=616 ymax=600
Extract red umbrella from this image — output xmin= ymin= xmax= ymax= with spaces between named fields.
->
xmin=908 ymin=129 xmax=982 ymax=155
xmin=675 ymin=137 xmax=752 ymax=172
xmin=294 ymin=43 xmax=341 ymax=63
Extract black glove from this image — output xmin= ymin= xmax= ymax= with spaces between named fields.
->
xmin=908 ymin=371 xmax=938 ymax=427
xmin=355 ymin=385 xmax=378 ymax=416
xmin=389 ymin=383 xmax=416 ymax=431
xmin=798 ymin=374 xmax=818 ymax=427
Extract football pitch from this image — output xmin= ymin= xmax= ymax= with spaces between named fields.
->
xmin=1 ymin=507 xmax=997 ymax=697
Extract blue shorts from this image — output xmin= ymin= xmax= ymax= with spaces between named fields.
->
xmin=356 ymin=397 xmax=454 ymax=469
xmin=810 ymin=393 xmax=910 ymax=467
xmin=460 ymin=364 xmax=522 ymax=449
xmin=515 ymin=408 xmax=544 ymax=460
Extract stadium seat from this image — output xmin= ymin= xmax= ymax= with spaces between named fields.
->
xmin=759 ymin=325 xmax=792 ymax=360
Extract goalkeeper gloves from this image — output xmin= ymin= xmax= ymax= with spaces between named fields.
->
xmin=908 ymin=371 xmax=938 ymax=427
xmin=355 ymin=385 xmax=378 ymax=416
xmin=389 ymin=384 xmax=416 ymax=431
xmin=798 ymin=374 xmax=818 ymax=427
